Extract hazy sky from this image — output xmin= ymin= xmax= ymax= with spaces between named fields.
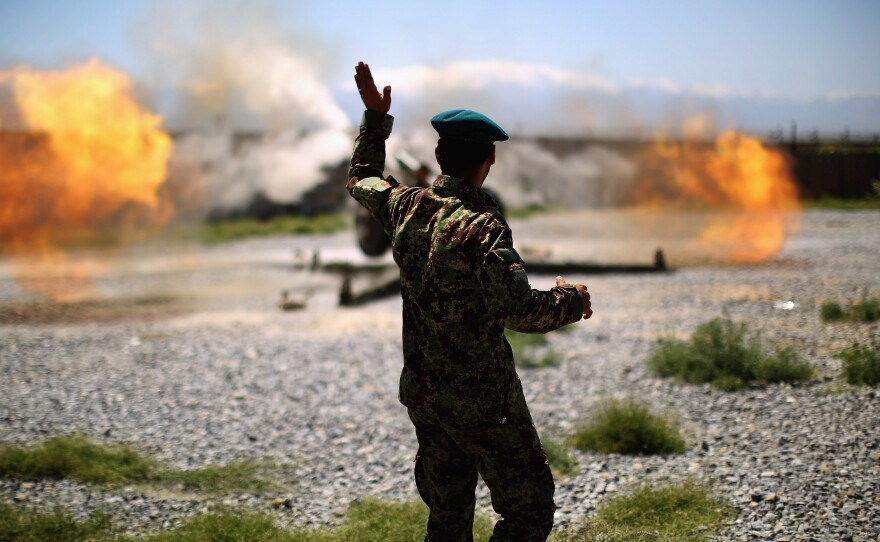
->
xmin=1 ymin=0 xmax=878 ymax=134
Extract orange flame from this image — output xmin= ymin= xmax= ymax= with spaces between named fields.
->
xmin=630 ymin=129 xmax=800 ymax=263
xmin=0 ymin=60 xmax=173 ymax=257
xmin=0 ymin=60 xmax=174 ymax=300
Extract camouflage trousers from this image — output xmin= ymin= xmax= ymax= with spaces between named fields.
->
xmin=407 ymin=406 xmax=556 ymax=542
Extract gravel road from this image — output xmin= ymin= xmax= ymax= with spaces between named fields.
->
xmin=1 ymin=209 xmax=879 ymax=541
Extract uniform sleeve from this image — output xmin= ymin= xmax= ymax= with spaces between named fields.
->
xmin=347 ymin=110 xmax=401 ymax=225
xmin=477 ymin=220 xmax=584 ymax=333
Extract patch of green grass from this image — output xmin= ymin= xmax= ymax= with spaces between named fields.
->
xmin=542 ymin=435 xmax=579 ymax=476
xmin=554 ymin=480 xmax=735 ymax=542
xmin=838 ymin=337 xmax=880 ymax=386
xmin=0 ymin=499 xmax=494 ymax=541
xmin=0 ymin=435 xmax=155 ymax=485
xmin=505 ymin=329 xmax=563 ymax=369
xmin=805 ymin=181 xmax=880 ymax=210
xmin=570 ymin=398 xmax=686 ymax=456
xmin=0 ymin=435 xmax=282 ymax=495
xmin=291 ymin=499 xmax=494 ymax=542
xmin=850 ymin=299 xmax=880 ymax=322
xmin=821 ymin=298 xmax=880 ymax=323
xmin=647 ymin=317 xmax=814 ymax=390
xmin=161 ymin=213 xmax=349 ymax=244
xmin=805 ymin=197 xmax=880 ymax=211
xmin=151 ymin=460 xmax=278 ymax=495
xmin=0 ymin=503 xmax=118 ymax=542
xmin=751 ymin=347 xmax=815 ymax=384
xmin=820 ymin=301 xmax=846 ymax=322
xmin=144 ymin=509 xmax=291 ymax=542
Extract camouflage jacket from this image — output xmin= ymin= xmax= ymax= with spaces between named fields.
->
xmin=348 ymin=110 xmax=584 ymax=425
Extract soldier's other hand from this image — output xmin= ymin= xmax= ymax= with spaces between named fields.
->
xmin=556 ymin=276 xmax=592 ymax=320
xmin=354 ymin=61 xmax=391 ymax=114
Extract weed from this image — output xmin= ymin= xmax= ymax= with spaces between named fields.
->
xmin=0 ymin=435 xmax=282 ymax=494
xmin=554 ymin=480 xmax=735 ymax=541
xmin=647 ymin=318 xmax=813 ymax=390
xmin=570 ymin=398 xmax=686 ymax=456
xmin=838 ymin=337 xmax=880 ymax=386
xmin=821 ymin=298 xmax=880 ymax=323
xmin=144 ymin=509 xmax=289 ymax=542
xmin=849 ymin=299 xmax=880 ymax=322
xmin=0 ymin=503 xmax=117 ymax=542
xmin=289 ymin=499 xmax=493 ymax=541
xmin=506 ymin=329 xmax=563 ymax=369
xmin=820 ymin=301 xmax=846 ymax=322
xmin=0 ymin=499 xmax=494 ymax=541
xmin=752 ymin=347 xmax=815 ymax=384
xmin=542 ymin=435 xmax=579 ymax=476
xmin=0 ymin=435 xmax=154 ymax=485
xmin=151 ymin=460 xmax=279 ymax=495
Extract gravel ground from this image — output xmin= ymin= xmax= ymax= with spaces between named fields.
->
xmin=1 ymin=209 xmax=879 ymax=541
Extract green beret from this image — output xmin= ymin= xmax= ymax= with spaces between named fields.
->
xmin=430 ymin=109 xmax=509 ymax=144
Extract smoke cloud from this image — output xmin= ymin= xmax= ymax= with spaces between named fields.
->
xmin=138 ymin=1 xmax=354 ymax=216
xmin=134 ymin=5 xmax=753 ymax=215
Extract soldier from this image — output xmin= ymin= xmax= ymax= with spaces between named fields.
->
xmin=349 ymin=61 xmax=592 ymax=541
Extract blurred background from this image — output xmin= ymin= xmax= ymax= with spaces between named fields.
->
xmin=1 ymin=0 xmax=879 ymax=304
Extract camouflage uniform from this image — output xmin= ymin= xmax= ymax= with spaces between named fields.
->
xmin=348 ymin=110 xmax=584 ymax=541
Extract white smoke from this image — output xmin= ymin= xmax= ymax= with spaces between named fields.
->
xmin=384 ymin=129 xmax=637 ymax=209
xmin=143 ymin=6 xmax=650 ymax=214
xmin=489 ymin=142 xmax=637 ymax=208
xmin=166 ymin=32 xmax=354 ymax=214
xmin=189 ymin=38 xmax=350 ymax=132
xmin=141 ymin=1 xmax=354 ymax=215
xmin=375 ymin=60 xmax=639 ymax=209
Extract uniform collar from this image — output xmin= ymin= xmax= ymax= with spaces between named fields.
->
xmin=431 ymin=175 xmax=482 ymax=201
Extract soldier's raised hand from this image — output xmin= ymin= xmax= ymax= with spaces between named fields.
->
xmin=354 ymin=61 xmax=391 ymax=114
xmin=556 ymin=276 xmax=592 ymax=320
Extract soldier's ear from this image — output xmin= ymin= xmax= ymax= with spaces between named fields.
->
xmin=434 ymin=144 xmax=442 ymax=168
xmin=488 ymin=145 xmax=496 ymax=165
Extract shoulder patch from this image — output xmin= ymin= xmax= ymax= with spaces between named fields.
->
xmin=356 ymin=177 xmax=394 ymax=192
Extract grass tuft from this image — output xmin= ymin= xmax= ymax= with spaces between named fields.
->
xmin=554 ymin=480 xmax=735 ymax=541
xmin=751 ymin=347 xmax=815 ymax=384
xmin=290 ymin=499 xmax=494 ymax=541
xmin=647 ymin=317 xmax=814 ymax=390
xmin=506 ymin=329 xmax=563 ymax=369
xmin=0 ymin=435 xmax=282 ymax=495
xmin=541 ymin=435 xmax=579 ymax=476
xmin=0 ymin=499 xmax=494 ymax=541
xmin=821 ymin=298 xmax=880 ymax=323
xmin=144 ymin=509 xmax=287 ymax=542
xmin=838 ymin=337 xmax=880 ymax=386
xmin=820 ymin=301 xmax=846 ymax=322
xmin=570 ymin=398 xmax=686 ymax=456
xmin=0 ymin=435 xmax=154 ymax=485
xmin=151 ymin=460 xmax=278 ymax=495
xmin=0 ymin=503 xmax=117 ymax=542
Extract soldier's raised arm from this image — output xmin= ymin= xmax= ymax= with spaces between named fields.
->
xmin=347 ymin=62 xmax=400 ymax=225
